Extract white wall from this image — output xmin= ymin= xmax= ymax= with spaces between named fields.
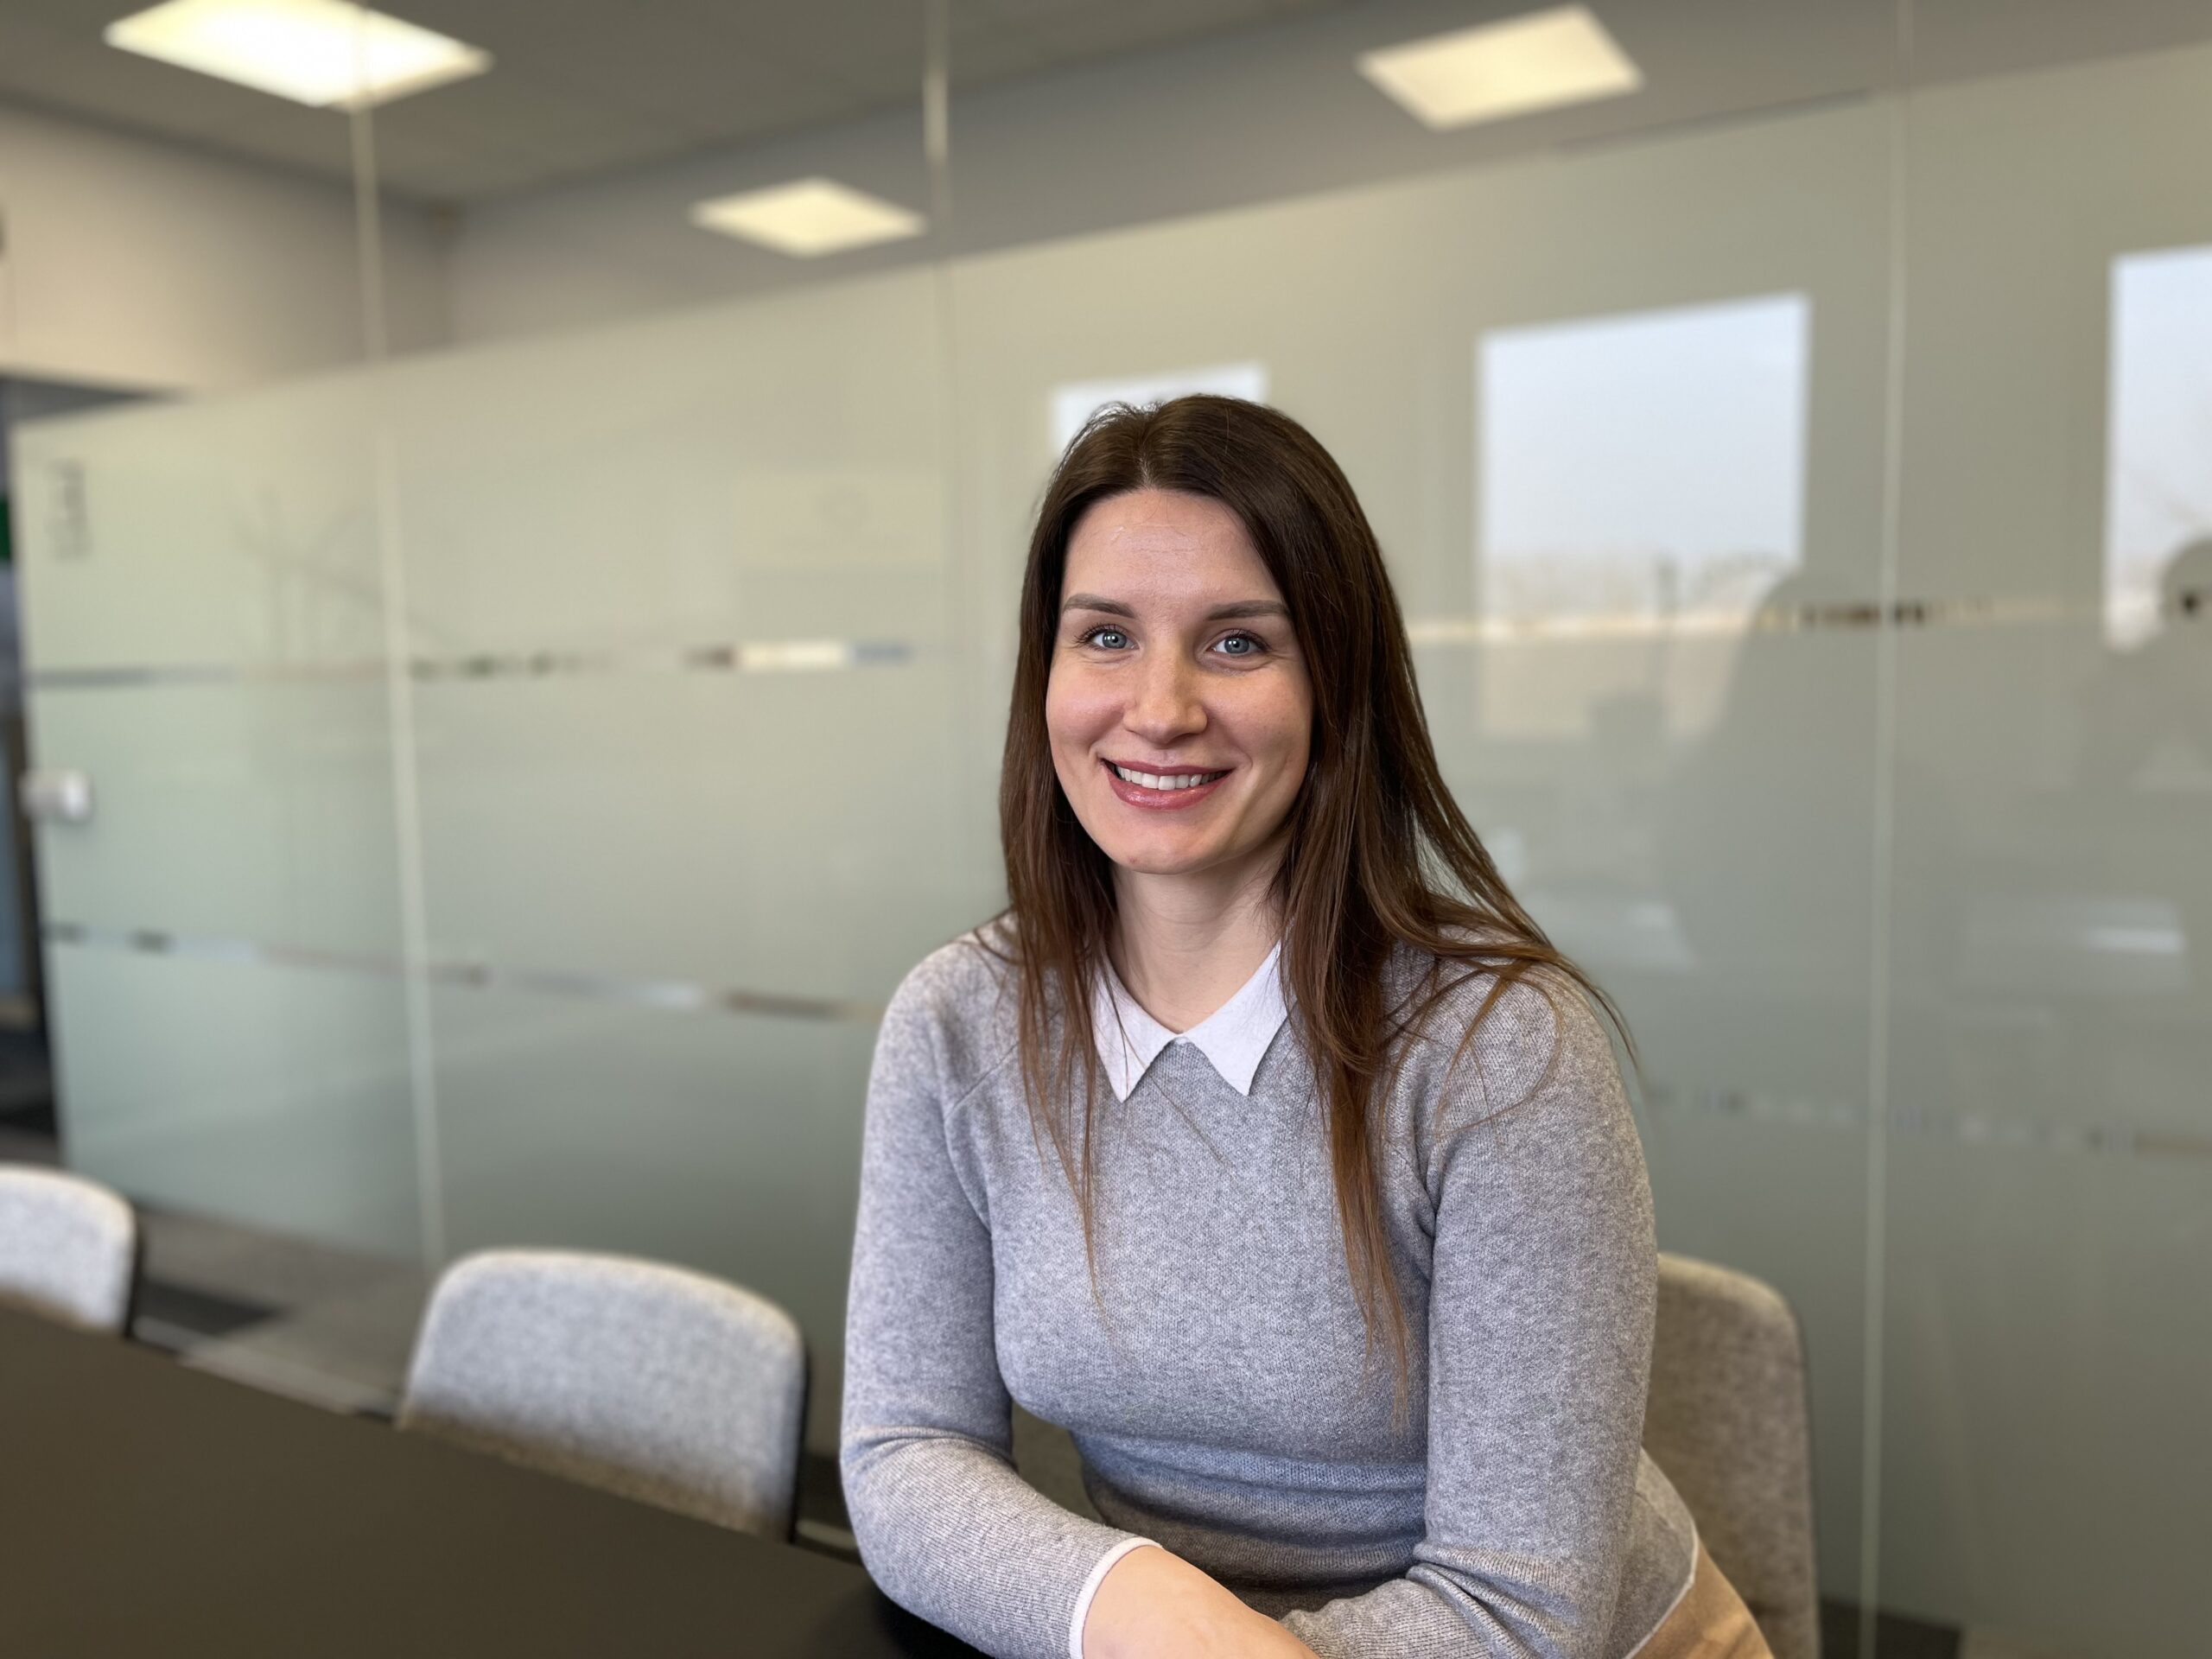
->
xmin=0 ymin=100 xmax=450 ymax=392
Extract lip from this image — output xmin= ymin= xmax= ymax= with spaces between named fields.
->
xmin=1099 ymin=757 xmax=1232 ymax=810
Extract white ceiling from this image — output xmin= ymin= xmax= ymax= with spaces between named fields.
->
xmin=2 ymin=0 xmax=2209 ymax=209
xmin=0 ymin=0 xmax=1356 ymax=200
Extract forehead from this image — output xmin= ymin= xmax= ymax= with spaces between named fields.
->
xmin=1062 ymin=488 xmax=1281 ymax=603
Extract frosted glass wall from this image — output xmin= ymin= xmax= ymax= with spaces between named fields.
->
xmin=12 ymin=11 xmax=2212 ymax=1656
xmin=385 ymin=272 xmax=988 ymax=1446
xmin=1878 ymin=35 xmax=2212 ymax=1654
xmin=16 ymin=383 xmax=423 ymax=1257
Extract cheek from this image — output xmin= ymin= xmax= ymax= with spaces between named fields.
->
xmin=1045 ymin=667 xmax=1116 ymax=756
xmin=1250 ymin=682 xmax=1313 ymax=781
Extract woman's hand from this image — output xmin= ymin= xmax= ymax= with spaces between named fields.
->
xmin=1082 ymin=1545 xmax=1324 ymax=1659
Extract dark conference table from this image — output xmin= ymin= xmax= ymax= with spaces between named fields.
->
xmin=0 ymin=1306 xmax=979 ymax=1656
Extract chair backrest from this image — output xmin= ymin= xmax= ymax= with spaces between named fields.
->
xmin=0 ymin=1164 xmax=137 ymax=1332
xmin=398 ymin=1249 xmax=806 ymax=1539
xmin=1644 ymin=1252 xmax=1820 ymax=1659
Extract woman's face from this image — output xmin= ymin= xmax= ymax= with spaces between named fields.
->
xmin=1046 ymin=488 xmax=1313 ymax=887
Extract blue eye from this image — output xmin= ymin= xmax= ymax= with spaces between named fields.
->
xmin=1074 ymin=624 xmax=1267 ymax=656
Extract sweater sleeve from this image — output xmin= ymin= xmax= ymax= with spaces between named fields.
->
xmin=1279 ymin=977 xmax=1661 ymax=1658
xmin=841 ymin=960 xmax=1148 ymax=1659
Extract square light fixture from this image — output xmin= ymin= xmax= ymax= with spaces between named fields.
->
xmin=1357 ymin=4 xmax=1640 ymax=130
xmin=105 ymin=0 xmax=490 ymax=110
xmin=690 ymin=179 xmax=927 ymax=258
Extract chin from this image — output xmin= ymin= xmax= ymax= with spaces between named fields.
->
xmin=1096 ymin=832 xmax=1222 ymax=876
xmin=1112 ymin=849 xmax=1203 ymax=875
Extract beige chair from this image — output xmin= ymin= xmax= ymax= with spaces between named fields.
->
xmin=0 ymin=1164 xmax=137 ymax=1332
xmin=399 ymin=1248 xmax=808 ymax=1539
xmin=1644 ymin=1253 xmax=1821 ymax=1659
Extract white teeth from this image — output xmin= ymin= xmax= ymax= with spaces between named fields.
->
xmin=1111 ymin=765 xmax=1224 ymax=790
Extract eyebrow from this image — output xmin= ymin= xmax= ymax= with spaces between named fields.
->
xmin=1060 ymin=594 xmax=1291 ymax=622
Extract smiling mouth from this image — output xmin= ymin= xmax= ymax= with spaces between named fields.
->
xmin=1103 ymin=760 xmax=1230 ymax=791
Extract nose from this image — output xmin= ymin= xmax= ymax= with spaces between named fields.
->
xmin=1123 ymin=650 xmax=1206 ymax=747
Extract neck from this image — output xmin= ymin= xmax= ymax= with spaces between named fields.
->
xmin=1108 ymin=842 xmax=1286 ymax=1033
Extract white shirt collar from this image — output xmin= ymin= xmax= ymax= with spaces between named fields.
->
xmin=1090 ymin=940 xmax=1291 ymax=1102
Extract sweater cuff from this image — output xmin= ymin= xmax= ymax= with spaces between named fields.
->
xmin=1068 ymin=1537 xmax=1160 ymax=1659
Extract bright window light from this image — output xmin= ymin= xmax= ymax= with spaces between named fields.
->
xmin=1358 ymin=4 xmax=1641 ymax=130
xmin=690 ymin=179 xmax=926 ymax=258
xmin=105 ymin=0 xmax=490 ymax=110
xmin=2105 ymin=245 xmax=2212 ymax=650
xmin=1477 ymin=292 xmax=1809 ymax=737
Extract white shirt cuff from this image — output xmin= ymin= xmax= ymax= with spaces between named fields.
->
xmin=1067 ymin=1536 xmax=1160 ymax=1659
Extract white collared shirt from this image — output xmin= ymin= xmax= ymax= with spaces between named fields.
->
xmin=1090 ymin=938 xmax=1290 ymax=1102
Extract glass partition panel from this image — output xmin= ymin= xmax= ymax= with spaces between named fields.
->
xmin=0 ymin=0 xmax=435 ymax=1400
xmin=319 ymin=0 xmax=961 ymax=1454
xmin=11 ymin=372 xmax=423 ymax=1263
xmin=1883 ymin=16 xmax=2212 ymax=1654
xmin=372 ymin=270 xmax=974 ymax=1446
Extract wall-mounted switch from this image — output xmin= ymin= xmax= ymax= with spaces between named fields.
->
xmin=20 ymin=770 xmax=93 ymax=823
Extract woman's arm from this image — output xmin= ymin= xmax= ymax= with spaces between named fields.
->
xmin=1277 ymin=979 xmax=1662 ymax=1658
xmin=842 ymin=964 xmax=1159 ymax=1659
xmin=1084 ymin=1543 xmax=1322 ymax=1659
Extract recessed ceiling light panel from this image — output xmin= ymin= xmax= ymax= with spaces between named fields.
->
xmin=690 ymin=179 xmax=927 ymax=259
xmin=1358 ymin=4 xmax=1641 ymax=130
xmin=105 ymin=0 xmax=490 ymax=110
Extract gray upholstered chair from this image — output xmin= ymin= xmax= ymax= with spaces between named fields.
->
xmin=398 ymin=1248 xmax=807 ymax=1539
xmin=1644 ymin=1252 xmax=1821 ymax=1659
xmin=0 ymin=1164 xmax=137 ymax=1332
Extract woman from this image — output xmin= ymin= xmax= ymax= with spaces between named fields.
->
xmin=842 ymin=397 xmax=1768 ymax=1659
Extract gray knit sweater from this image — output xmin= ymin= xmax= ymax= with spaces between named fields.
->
xmin=841 ymin=923 xmax=1697 ymax=1659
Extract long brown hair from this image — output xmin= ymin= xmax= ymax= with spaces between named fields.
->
xmin=987 ymin=394 xmax=1637 ymax=1405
